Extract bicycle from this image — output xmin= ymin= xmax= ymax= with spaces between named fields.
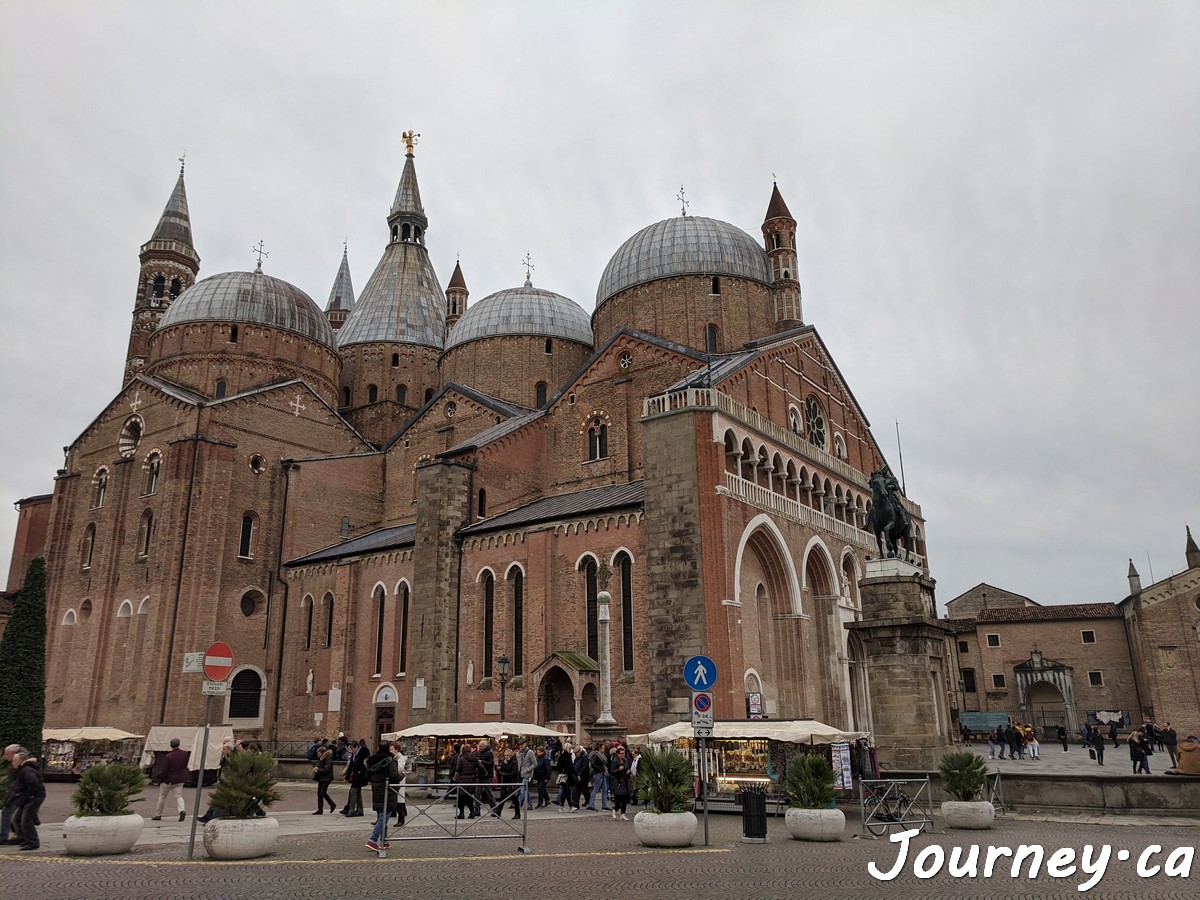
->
xmin=862 ymin=782 xmax=917 ymax=836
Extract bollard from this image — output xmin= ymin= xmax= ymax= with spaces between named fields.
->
xmin=741 ymin=786 xmax=768 ymax=843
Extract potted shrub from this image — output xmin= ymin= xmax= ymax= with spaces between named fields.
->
xmin=202 ymin=750 xmax=284 ymax=860
xmin=63 ymin=763 xmax=149 ymax=855
xmin=782 ymin=753 xmax=844 ymax=841
xmin=938 ymin=750 xmax=994 ymax=829
xmin=632 ymin=746 xmax=697 ymax=848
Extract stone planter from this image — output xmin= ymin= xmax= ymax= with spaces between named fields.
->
xmin=941 ymin=800 xmax=995 ymax=830
xmin=63 ymin=813 xmax=144 ymax=855
xmin=203 ymin=817 xmax=279 ymax=859
xmin=633 ymin=810 xmax=698 ymax=847
xmin=784 ymin=807 xmax=845 ymax=841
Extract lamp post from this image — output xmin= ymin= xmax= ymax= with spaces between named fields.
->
xmin=497 ymin=655 xmax=510 ymax=720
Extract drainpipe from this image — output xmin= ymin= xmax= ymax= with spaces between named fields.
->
xmin=269 ymin=459 xmax=296 ymax=741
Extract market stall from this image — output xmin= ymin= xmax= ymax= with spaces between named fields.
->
xmin=644 ymin=719 xmax=874 ymax=813
xmin=139 ymin=725 xmax=235 ymax=787
xmin=42 ymin=727 xmax=145 ymax=781
xmin=381 ymin=721 xmax=575 ymax=787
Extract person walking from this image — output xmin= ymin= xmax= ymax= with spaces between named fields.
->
xmin=1108 ymin=720 xmax=1119 ymax=747
xmin=453 ymin=742 xmax=481 ymax=819
xmin=516 ymin=740 xmax=537 ymax=810
xmin=1024 ymin=724 xmax=1040 ymax=760
xmin=0 ymin=744 xmax=24 ymax=844
xmin=608 ymin=746 xmax=633 ymax=821
xmin=152 ymin=738 xmax=190 ymax=822
xmin=1128 ymin=730 xmax=1149 ymax=775
xmin=572 ymin=744 xmax=591 ymax=811
xmin=343 ymin=740 xmax=368 ymax=816
xmin=532 ymin=747 xmax=551 ymax=808
xmin=312 ymin=745 xmax=337 ymax=814
xmin=587 ymin=741 xmax=610 ymax=811
xmin=1163 ymin=723 xmax=1178 ymax=768
xmin=9 ymin=750 xmax=45 ymax=851
xmin=1092 ymin=730 xmax=1105 ymax=766
xmin=1056 ymin=724 xmax=1069 ymax=752
xmin=365 ymin=742 xmax=401 ymax=852
xmin=498 ymin=748 xmax=522 ymax=819
xmin=554 ymin=742 xmax=577 ymax=811
xmin=476 ymin=740 xmax=498 ymax=817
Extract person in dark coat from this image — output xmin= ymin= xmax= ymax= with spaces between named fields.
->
xmin=342 ymin=740 xmax=368 ymax=816
xmin=1128 ymin=730 xmax=1150 ymax=774
xmin=572 ymin=745 xmax=591 ymax=810
xmin=475 ymin=740 xmax=498 ymax=817
xmin=554 ymin=742 xmax=576 ymax=810
xmin=497 ymin=748 xmax=522 ymax=819
xmin=1 ymin=743 xmax=24 ymax=845
xmin=312 ymin=746 xmax=337 ymax=814
xmin=152 ymin=738 xmax=191 ymax=821
xmin=10 ymin=751 xmax=45 ymax=851
xmin=608 ymin=746 xmax=633 ymax=820
xmin=365 ymin=743 xmax=401 ymax=851
xmin=453 ymin=743 xmax=481 ymax=818
xmin=532 ymin=747 xmax=551 ymax=808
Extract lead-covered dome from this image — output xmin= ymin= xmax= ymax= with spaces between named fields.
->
xmin=158 ymin=269 xmax=336 ymax=347
xmin=445 ymin=281 xmax=592 ymax=350
xmin=596 ymin=216 xmax=771 ymax=306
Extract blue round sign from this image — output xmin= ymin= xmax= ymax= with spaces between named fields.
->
xmin=683 ymin=655 xmax=717 ymax=691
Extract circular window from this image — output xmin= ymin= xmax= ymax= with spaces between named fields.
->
xmin=249 ymin=454 xmax=266 ymax=474
xmin=805 ymin=397 xmax=826 ymax=449
xmin=1194 ymin=597 xmax=1200 ymax=612
xmin=119 ymin=417 xmax=144 ymax=458
xmin=240 ymin=591 xmax=265 ymax=618
xmin=445 ymin=401 xmax=457 ymax=419
xmin=619 ymin=352 xmax=633 ymax=370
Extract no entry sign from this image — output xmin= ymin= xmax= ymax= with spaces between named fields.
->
xmin=203 ymin=641 xmax=233 ymax=682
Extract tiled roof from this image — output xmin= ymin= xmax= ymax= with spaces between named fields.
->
xmin=445 ymin=279 xmax=591 ymax=350
xmin=285 ymin=523 xmax=416 ymax=567
xmin=976 ymin=603 xmax=1121 ymax=622
xmin=325 ymin=248 xmax=355 ymax=312
xmin=460 ymin=481 xmax=643 ymax=536
xmin=764 ymin=183 xmax=793 ymax=221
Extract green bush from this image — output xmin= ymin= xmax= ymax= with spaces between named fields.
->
xmin=938 ymin=750 xmax=988 ymax=801
xmin=634 ymin=746 xmax=694 ymax=814
xmin=783 ymin=753 xmax=836 ymax=809
xmin=71 ymin=763 xmax=148 ymax=817
xmin=207 ymin=750 xmax=283 ymax=819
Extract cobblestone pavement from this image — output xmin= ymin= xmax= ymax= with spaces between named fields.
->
xmin=4 ymin=798 xmax=1196 ymax=900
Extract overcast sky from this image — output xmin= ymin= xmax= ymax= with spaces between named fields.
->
xmin=1 ymin=2 xmax=1196 ymax=610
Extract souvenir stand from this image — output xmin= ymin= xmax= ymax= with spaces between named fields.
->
xmin=381 ymin=721 xmax=573 ymax=789
xmin=644 ymin=719 xmax=874 ymax=814
xmin=42 ymin=727 xmax=145 ymax=780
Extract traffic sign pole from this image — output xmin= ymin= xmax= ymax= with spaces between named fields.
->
xmin=186 ymin=693 xmax=213 ymax=861
xmin=187 ymin=641 xmax=232 ymax=860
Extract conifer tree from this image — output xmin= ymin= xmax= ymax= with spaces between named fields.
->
xmin=0 ymin=557 xmax=48 ymax=769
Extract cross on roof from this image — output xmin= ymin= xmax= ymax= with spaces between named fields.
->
xmin=677 ymin=185 xmax=689 ymax=216
xmin=289 ymin=395 xmax=307 ymax=417
xmin=252 ymin=240 xmax=269 ymax=271
xmin=179 ymin=151 xmax=187 ymax=176
xmin=129 ymin=391 xmax=143 ymax=413
xmin=522 ymin=251 xmax=535 ymax=284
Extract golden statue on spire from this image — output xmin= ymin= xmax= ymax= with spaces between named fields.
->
xmin=402 ymin=129 xmax=420 ymax=156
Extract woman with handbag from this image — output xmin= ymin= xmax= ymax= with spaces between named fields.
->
xmin=312 ymin=745 xmax=337 ymax=814
xmin=554 ymin=741 xmax=576 ymax=810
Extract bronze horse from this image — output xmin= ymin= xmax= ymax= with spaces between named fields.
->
xmin=867 ymin=468 xmax=911 ymax=559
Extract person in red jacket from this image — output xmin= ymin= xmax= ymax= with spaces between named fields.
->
xmin=152 ymin=738 xmax=191 ymax=821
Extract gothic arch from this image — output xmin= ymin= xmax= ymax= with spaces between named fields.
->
xmin=733 ymin=514 xmax=802 ymax=614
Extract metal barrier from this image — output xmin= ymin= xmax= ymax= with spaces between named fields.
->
xmin=859 ymin=777 xmax=934 ymax=839
xmin=986 ymin=770 xmax=1005 ymax=815
xmin=374 ymin=779 xmax=531 ymax=857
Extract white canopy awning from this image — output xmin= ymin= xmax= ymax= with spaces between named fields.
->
xmin=43 ymin=727 xmax=144 ymax=743
xmin=139 ymin=725 xmax=235 ymax=771
xmin=382 ymin=721 xmax=574 ymax=741
xmin=645 ymin=720 xmax=868 ymax=745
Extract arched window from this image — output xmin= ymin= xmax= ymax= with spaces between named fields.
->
xmin=711 ymin=276 xmax=721 ymax=294
xmin=581 ymin=557 xmax=598 ymax=659
xmin=81 ymin=524 xmax=96 ymax=569
xmin=367 ymin=384 xmax=378 ymax=404
xmin=391 ymin=352 xmax=400 ymax=367
xmin=117 ymin=600 xmax=133 ymax=618
xmin=342 ymin=387 xmax=351 ymax=408
xmin=396 ymin=384 xmax=407 ymax=405
xmin=229 ymin=669 xmax=263 ymax=719
xmin=788 ymin=405 xmax=802 ymax=436
xmin=238 ymin=514 xmax=255 ymax=558
xmin=63 ymin=609 xmax=77 ymax=626
xmin=705 ymin=323 xmax=718 ymax=354
xmin=398 ymin=583 xmax=410 ymax=674
xmin=143 ymin=452 xmax=161 ymax=495
xmin=215 ymin=380 xmax=227 ymax=399
xmin=587 ymin=418 xmax=608 ymax=461
xmin=229 ymin=325 xmax=238 ymax=343
xmin=137 ymin=510 xmax=153 ymax=558
xmin=509 ymin=568 xmax=524 ymax=675
xmin=373 ymin=585 xmax=386 ymax=676
xmin=402 ymin=223 xmax=411 ymax=241
xmin=323 ymin=594 xmax=335 ymax=648
xmin=169 ymin=278 xmax=181 ymax=299
xmin=303 ymin=596 xmax=314 ymax=650
xmin=482 ymin=572 xmax=495 ymax=678
xmin=616 ymin=552 xmax=634 ymax=671
xmin=544 ymin=338 xmax=553 ymax=355
xmin=478 ymin=488 xmax=487 ymax=518
xmin=535 ymin=382 xmax=548 ymax=408
xmin=805 ymin=395 xmax=827 ymax=449
xmin=152 ymin=275 xmax=165 ymax=298
xmin=340 ymin=516 xmax=350 ymax=538
xmin=92 ymin=468 xmax=108 ymax=509
xmin=424 ymin=387 xmax=434 ymax=404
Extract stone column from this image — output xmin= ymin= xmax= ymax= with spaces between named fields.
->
xmin=846 ymin=558 xmax=953 ymax=771
xmin=596 ymin=581 xmax=616 ymax=726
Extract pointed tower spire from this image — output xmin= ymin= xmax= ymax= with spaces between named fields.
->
xmin=325 ymin=243 xmax=356 ymax=331
xmin=445 ymin=257 xmax=468 ymax=333
xmin=388 ymin=130 xmax=428 ymax=243
xmin=1186 ymin=524 xmax=1200 ymax=569
xmin=124 ymin=162 xmax=201 ymax=384
xmin=1127 ymin=558 xmax=1142 ymax=595
xmin=762 ymin=179 xmax=802 ymax=330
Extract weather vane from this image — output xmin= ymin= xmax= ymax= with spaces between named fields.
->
xmin=252 ymin=239 xmax=269 ymax=270
xmin=402 ymin=129 xmax=421 ymax=155
xmin=179 ymin=150 xmax=187 ymax=175
xmin=677 ymin=185 xmax=689 ymax=216
xmin=522 ymin=251 xmax=535 ymax=284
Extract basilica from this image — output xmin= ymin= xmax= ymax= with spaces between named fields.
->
xmin=29 ymin=137 xmax=932 ymax=747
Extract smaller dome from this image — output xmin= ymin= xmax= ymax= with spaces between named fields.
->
xmin=158 ymin=270 xmax=335 ymax=347
xmin=445 ymin=281 xmax=592 ymax=351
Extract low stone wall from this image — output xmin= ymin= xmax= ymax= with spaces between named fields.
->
xmin=889 ymin=771 xmax=1200 ymax=817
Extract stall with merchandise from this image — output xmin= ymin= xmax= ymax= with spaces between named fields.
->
xmin=381 ymin=721 xmax=574 ymax=788
xmin=41 ymin=727 xmax=145 ymax=781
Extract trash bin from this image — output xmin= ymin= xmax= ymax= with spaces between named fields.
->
xmin=741 ymin=787 xmax=768 ymax=843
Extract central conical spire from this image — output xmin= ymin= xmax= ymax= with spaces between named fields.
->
xmin=151 ymin=166 xmax=195 ymax=247
xmin=389 ymin=129 xmax=427 ymax=233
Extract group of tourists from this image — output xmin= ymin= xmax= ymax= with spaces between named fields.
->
xmin=985 ymin=723 xmax=1041 ymax=760
xmin=549 ymin=739 xmax=640 ymax=820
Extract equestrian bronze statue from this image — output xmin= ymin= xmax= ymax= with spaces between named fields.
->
xmin=867 ymin=466 xmax=912 ymax=559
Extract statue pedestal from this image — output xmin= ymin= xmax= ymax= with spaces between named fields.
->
xmin=586 ymin=722 xmax=625 ymax=746
xmin=848 ymin=562 xmax=952 ymax=771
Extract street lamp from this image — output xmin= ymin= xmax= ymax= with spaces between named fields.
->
xmin=497 ymin=655 xmax=510 ymax=720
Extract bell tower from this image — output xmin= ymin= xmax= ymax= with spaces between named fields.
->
xmin=445 ymin=258 xmax=468 ymax=333
xmin=762 ymin=181 xmax=802 ymax=330
xmin=124 ymin=159 xmax=200 ymax=384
